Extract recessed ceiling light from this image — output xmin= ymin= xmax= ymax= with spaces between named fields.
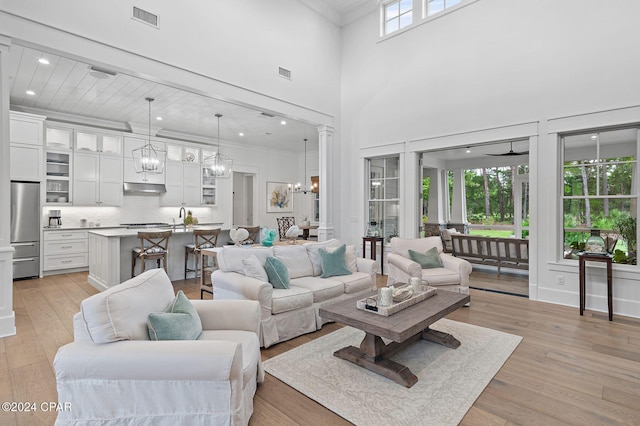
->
xmin=25 ymin=90 xmax=35 ymax=96
xmin=238 ymin=132 xmax=244 ymax=136
xmin=466 ymin=149 xmax=471 ymax=153
xmin=156 ymin=116 xmax=163 ymax=121
xmin=38 ymin=58 xmax=50 ymax=65
xmin=280 ymin=120 xmax=286 ymax=125
xmin=591 ymin=135 xmax=598 ymax=140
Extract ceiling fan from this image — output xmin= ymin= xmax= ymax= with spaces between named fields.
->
xmin=486 ymin=141 xmax=529 ymax=156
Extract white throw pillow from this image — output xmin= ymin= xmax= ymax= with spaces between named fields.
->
xmin=273 ymin=245 xmax=314 ymax=278
xmin=304 ymin=238 xmax=341 ymax=276
xmin=217 ymin=246 xmax=273 ymax=273
xmin=242 ymin=254 xmax=269 ymax=282
xmin=327 ymin=244 xmax=357 ymax=273
xmin=80 ymin=269 xmax=175 ymax=343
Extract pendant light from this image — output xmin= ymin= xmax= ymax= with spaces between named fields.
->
xmin=132 ymin=97 xmax=166 ymax=176
xmin=203 ymin=113 xmax=232 ymax=179
xmin=290 ymin=138 xmax=316 ymax=194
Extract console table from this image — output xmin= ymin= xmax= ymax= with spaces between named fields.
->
xmin=578 ymin=253 xmax=613 ymax=321
xmin=363 ymin=236 xmax=385 ymax=274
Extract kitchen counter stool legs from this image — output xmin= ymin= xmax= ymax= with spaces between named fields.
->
xmin=131 ymin=230 xmax=172 ymax=277
xmin=184 ymin=229 xmax=220 ymax=283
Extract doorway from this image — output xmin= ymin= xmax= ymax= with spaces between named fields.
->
xmin=233 ymin=172 xmax=255 ymax=227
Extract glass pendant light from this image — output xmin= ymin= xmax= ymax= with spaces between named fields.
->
xmin=203 ymin=113 xmax=232 ymax=179
xmin=132 ymin=97 xmax=166 ymax=176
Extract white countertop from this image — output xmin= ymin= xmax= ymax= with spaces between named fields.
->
xmin=43 ymin=226 xmax=124 ymax=231
xmin=89 ymin=226 xmax=226 ymax=238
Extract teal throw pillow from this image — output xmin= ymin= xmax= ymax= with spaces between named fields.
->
xmin=264 ymin=256 xmax=290 ymax=289
xmin=148 ymin=290 xmax=203 ymax=340
xmin=408 ymin=247 xmax=444 ymax=269
xmin=319 ymin=244 xmax=351 ymax=278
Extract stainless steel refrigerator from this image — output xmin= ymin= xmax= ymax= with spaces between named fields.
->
xmin=11 ymin=181 xmax=40 ymax=279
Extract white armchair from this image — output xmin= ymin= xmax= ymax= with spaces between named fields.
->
xmin=54 ymin=269 xmax=263 ymax=426
xmin=386 ymin=236 xmax=472 ymax=296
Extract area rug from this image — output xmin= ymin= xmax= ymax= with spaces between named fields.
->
xmin=263 ymin=319 xmax=522 ymax=426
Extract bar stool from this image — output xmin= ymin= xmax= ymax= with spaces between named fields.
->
xmin=184 ymin=228 xmax=221 ymax=282
xmin=239 ymin=226 xmax=260 ymax=244
xmin=132 ymin=230 xmax=172 ymax=277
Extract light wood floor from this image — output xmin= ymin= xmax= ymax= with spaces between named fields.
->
xmin=3 ymin=271 xmax=640 ymax=425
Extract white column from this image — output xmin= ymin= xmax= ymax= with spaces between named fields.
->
xmin=441 ymin=169 xmax=451 ymax=223
xmin=316 ymin=125 xmax=335 ymax=241
xmin=450 ymin=168 xmax=467 ymax=224
xmin=404 ymin=151 xmax=419 ymax=237
xmin=426 ymin=168 xmax=446 ymax=224
xmin=0 ymin=36 xmax=16 ymax=337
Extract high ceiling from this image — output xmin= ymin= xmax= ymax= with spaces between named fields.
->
xmin=8 ymin=45 xmax=319 ymax=152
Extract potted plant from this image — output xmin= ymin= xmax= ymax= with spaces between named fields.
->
xmin=301 ymin=215 xmax=310 ymax=226
xmin=183 ymin=210 xmax=197 ymax=230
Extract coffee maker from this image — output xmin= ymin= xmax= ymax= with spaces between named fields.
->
xmin=48 ymin=210 xmax=62 ymax=228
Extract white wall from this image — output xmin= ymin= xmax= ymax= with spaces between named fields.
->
xmin=341 ymin=0 xmax=640 ymax=318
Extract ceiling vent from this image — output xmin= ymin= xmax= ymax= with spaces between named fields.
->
xmin=132 ymin=6 xmax=159 ymax=28
xmin=278 ymin=67 xmax=292 ymax=80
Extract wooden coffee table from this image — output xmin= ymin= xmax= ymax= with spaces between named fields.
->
xmin=319 ymin=290 xmax=470 ymax=388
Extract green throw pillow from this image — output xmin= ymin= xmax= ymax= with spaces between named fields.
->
xmin=264 ymin=256 xmax=290 ymax=289
xmin=148 ymin=290 xmax=203 ymax=340
xmin=319 ymin=244 xmax=351 ymax=278
xmin=408 ymin=247 xmax=444 ymax=269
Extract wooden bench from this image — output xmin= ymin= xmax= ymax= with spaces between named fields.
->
xmin=451 ymin=234 xmax=529 ymax=275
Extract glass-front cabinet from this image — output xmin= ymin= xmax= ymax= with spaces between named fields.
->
xmin=76 ymin=130 xmax=122 ymax=155
xmin=45 ymin=151 xmax=72 ymax=204
xmin=201 ymin=148 xmax=217 ymax=205
xmin=45 ymin=126 xmax=73 ymax=150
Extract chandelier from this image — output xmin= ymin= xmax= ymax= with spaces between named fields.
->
xmin=203 ymin=113 xmax=233 ymax=179
xmin=290 ymin=138 xmax=317 ymax=194
xmin=132 ymin=97 xmax=166 ymax=176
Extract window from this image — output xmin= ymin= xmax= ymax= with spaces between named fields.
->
xmin=562 ymin=128 xmax=638 ymax=264
xmin=426 ymin=0 xmax=461 ymax=16
xmin=368 ymin=156 xmax=400 ymax=239
xmin=384 ymin=0 xmax=413 ymax=35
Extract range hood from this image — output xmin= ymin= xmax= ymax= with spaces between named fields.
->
xmin=123 ymin=182 xmax=167 ymax=194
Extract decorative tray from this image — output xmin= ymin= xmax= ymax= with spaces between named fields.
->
xmin=357 ymin=286 xmax=437 ymax=317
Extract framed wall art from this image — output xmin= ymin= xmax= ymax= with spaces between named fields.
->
xmin=267 ymin=181 xmax=293 ymax=213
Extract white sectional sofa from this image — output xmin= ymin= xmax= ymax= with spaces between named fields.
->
xmin=212 ymin=239 xmax=379 ymax=348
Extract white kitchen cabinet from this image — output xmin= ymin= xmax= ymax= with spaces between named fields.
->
xmin=76 ymin=130 xmax=122 ymax=154
xmin=73 ymin=152 xmax=123 ymax=206
xmin=45 ymin=125 xmax=73 ymax=150
xmin=43 ymin=230 xmax=89 ymax=273
xmin=160 ymin=142 xmax=200 ymax=207
xmin=10 ymin=112 xmax=45 ymax=182
xmin=123 ymin=136 xmax=166 ymax=184
xmin=44 ymin=150 xmax=72 ymax=204
xmin=10 ymin=144 xmax=43 ymax=181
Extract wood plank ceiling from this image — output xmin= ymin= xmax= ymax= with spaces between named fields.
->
xmin=8 ymin=45 xmax=318 ymax=152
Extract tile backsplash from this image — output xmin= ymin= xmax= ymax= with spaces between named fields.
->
xmin=42 ymin=195 xmax=221 ymax=228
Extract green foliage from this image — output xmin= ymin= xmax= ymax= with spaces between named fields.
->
xmin=183 ymin=210 xmax=195 ymax=225
xmin=613 ymin=214 xmax=637 ymax=253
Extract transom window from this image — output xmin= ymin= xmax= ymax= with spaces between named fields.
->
xmin=426 ymin=0 xmax=462 ymax=16
xmin=562 ymin=127 xmax=638 ymax=265
xmin=384 ymin=0 xmax=413 ymax=35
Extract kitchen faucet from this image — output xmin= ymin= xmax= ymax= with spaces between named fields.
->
xmin=179 ymin=207 xmax=186 ymax=218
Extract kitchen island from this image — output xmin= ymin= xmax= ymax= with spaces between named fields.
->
xmin=87 ymin=225 xmax=227 ymax=291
